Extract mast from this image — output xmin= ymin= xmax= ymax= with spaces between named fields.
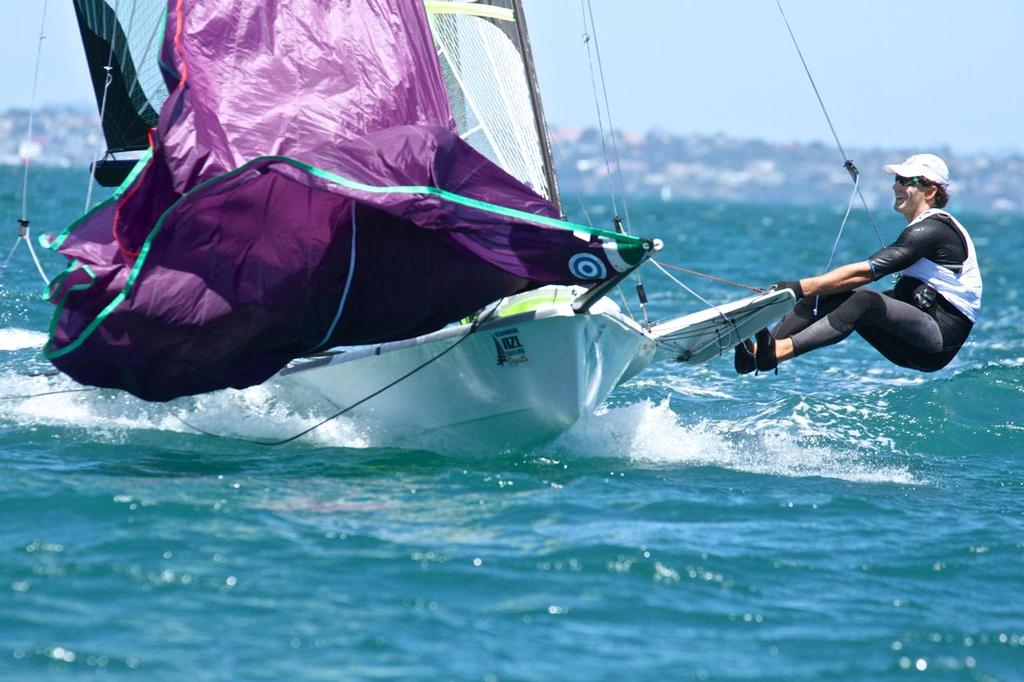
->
xmin=510 ymin=0 xmax=562 ymax=214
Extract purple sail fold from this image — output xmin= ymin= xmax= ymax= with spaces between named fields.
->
xmin=46 ymin=0 xmax=650 ymax=401
xmin=155 ymin=0 xmax=455 ymax=190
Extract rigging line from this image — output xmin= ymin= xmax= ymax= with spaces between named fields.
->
xmin=0 ymin=387 xmax=99 ymax=402
xmin=822 ymin=174 xmax=860 ymax=274
xmin=550 ymin=135 xmax=640 ymax=324
xmin=551 ymin=138 xmax=641 ymax=324
xmin=775 ymin=0 xmax=846 ymax=165
xmin=5 ymin=1 xmax=51 ymax=284
xmin=655 ymin=302 xmax=779 ymax=341
xmin=174 ymin=304 xmax=502 ymax=447
xmin=650 ymin=260 xmax=745 ymax=354
xmin=549 ymin=135 xmax=595 ymax=228
xmin=548 ymin=131 xmax=634 ymax=323
xmin=855 ymin=178 xmax=885 ymax=247
xmin=775 ymin=1 xmax=885 ymax=248
xmin=84 ymin=0 xmax=121 ymax=214
xmin=1 ymin=237 xmax=22 ymax=274
xmin=578 ymin=0 xmax=620 ymax=221
xmin=615 ymin=285 xmax=636 ymax=320
xmin=650 ymin=260 xmax=738 ymax=327
xmin=584 ymin=0 xmax=632 ymax=234
xmin=813 ymin=172 xmax=860 ymax=316
xmin=19 ymin=0 xmax=48 ymax=227
xmin=581 ymin=0 xmax=651 ymax=323
xmin=652 ymin=260 xmax=764 ymax=293
xmin=23 ymin=230 xmax=49 ymax=284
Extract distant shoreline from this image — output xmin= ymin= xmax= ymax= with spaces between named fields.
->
xmin=3 ymin=106 xmax=1020 ymax=213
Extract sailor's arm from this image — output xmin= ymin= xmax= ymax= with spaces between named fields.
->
xmin=796 ymin=261 xmax=874 ymax=297
xmin=776 ymin=220 xmax=944 ymax=299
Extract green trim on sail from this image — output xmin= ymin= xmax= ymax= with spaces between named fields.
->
xmin=117 ymin=148 xmax=154 ymax=193
xmin=44 ymin=166 xmax=170 ymax=360
xmin=40 ymin=148 xmax=155 ymax=253
xmin=281 ymin=156 xmax=648 ymax=259
xmin=424 ymin=1 xmax=514 ymax=22
xmin=44 ymin=261 xmax=96 ymax=338
xmin=44 ymin=154 xmax=654 ymax=360
xmin=157 ymin=3 xmax=179 ymax=83
xmin=43 ymin=157 xmax=253 ymax=361
xmin=42 ymin=260 xmax=96 ymax=303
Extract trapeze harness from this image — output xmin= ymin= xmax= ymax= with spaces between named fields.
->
xmin=775 ymin=208 xmax=983 ymax=372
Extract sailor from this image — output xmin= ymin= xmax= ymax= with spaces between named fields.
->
xmin=736 ymin=153 xmax=982 ymax=374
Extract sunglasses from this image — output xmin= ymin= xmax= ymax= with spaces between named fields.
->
xmin=894 ymin=175 xmax=932 ymax=187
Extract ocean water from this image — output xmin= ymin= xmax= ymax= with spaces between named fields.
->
xmin=1 ymin=166 xmax=1022 ymax=681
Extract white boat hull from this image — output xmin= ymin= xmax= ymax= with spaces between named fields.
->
xmin=275 ymin=287 xmax=794 ymax=448
xmin=278 ymin=293 xmax=654 ymax=448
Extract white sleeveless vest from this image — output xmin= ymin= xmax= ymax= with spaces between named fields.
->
xmin=901 ymin=208 xmax=982 ymax=322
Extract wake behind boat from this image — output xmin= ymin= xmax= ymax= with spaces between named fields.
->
xmin=33 ymin=0 xmax=794 ymax=446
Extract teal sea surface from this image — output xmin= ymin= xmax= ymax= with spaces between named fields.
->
xmin=1 ymin=167 xmax=1022 ymax=680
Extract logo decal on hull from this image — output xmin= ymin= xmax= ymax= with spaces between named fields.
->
xmin=493 ymin=328 xmax=528 ymax=367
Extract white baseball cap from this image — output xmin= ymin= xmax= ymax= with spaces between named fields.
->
xmin=883 ymin=153 xmax=949 ymax=186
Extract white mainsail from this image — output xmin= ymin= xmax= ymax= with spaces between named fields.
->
xmin=425 ymin=0 xmax=560 ymax=208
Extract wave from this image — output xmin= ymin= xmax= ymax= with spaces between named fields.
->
xmin=551 ymin=399 xmax=924 ymax=485
xmin=3 ymin=352 xmax=1014 ymax=476
xmin=0 ymin=326 xmax=48 ymax=351
xmin=864 ymin=360 xmax=1024 ymax=456
xmin=0 ymin=371 xmax=920 ymax=485
xmin=0 ymin=371 xmax=373 ymax=449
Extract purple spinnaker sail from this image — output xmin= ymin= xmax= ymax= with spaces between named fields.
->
xmin=47 ymin=0 xmax=649 ymax=401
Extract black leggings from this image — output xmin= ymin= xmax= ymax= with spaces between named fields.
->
xmin=773 ymin=289 xmax=959 ymax=372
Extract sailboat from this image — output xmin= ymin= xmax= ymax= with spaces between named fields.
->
xmin=53 ymin=0 xmax=793 ymax=448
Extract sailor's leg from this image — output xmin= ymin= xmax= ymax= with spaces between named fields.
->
xmin=788 ymin=289 xmax=943 ymax=359
xmin=771 ymin=293 xmax=852 ymax=339
xmin=854 ymin=299 xmax=949 ymax=370
xmin=738 ymin=293 xmax=852 ymax=373
xmin=739 ymin=292 xmax=868 ymax=374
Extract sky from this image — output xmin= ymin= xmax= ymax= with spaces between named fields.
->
xmin=2 ymin=1 xmax=1022 ymax=155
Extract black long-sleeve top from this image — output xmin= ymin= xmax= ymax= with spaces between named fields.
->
xmin=867 ymin=214 xmax=967 ymax=278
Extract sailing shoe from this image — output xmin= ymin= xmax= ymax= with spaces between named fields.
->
xmin=734 ymin=338 xmax=757 ymax=375
xmin=754 ymin=328 xmax=779 ymax=374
